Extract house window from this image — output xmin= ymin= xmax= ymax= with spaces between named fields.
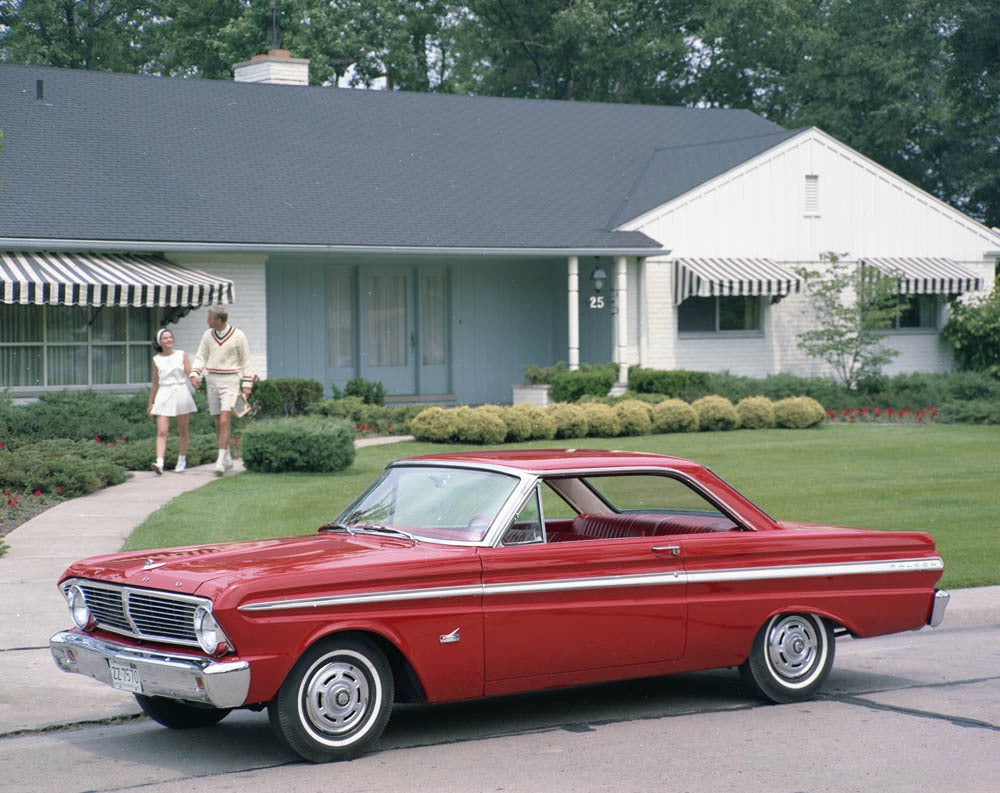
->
xmin=804 ymin=174 xmax=819 ymax=215
xmin=327 ymin=273 xmax=355 ymax=367
xmin=420 ymin=274 xmax=447 ymax=365
xmin=678 ymin=296 xmax=762 ymax=333
xmin=0 ymin=305 xmax=157 ymax=388
xmin=890 ymin=294 xmax=938 ymax=329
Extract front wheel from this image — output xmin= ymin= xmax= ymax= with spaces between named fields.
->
xmin=134 ymin=694 xmax=231 ymax=729
xmin=268 ymin=635 xmax=394 ymax=763
xmin=739 ymin=613 xmax=835 ymax=703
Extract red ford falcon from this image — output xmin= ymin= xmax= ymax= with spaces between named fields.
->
xmin=50 ymin=449 xmax=948 ymax=762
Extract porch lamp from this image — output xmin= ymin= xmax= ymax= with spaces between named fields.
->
xmin=590 ymin=266 xmax=608 ymax=293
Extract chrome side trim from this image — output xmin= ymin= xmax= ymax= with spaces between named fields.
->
xmin=686 ymin=557 xmax=944 ymax=585
xmin=239 ymin=583 xmax=483 ymax=612
xmin=238 ymin=557 xmax=943 ymax=612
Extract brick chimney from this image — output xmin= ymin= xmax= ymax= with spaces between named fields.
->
xmin=233 ymin=49 xmax=309 ymax=86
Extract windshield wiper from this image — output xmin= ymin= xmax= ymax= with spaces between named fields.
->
xmin=352 ymin=524 xmax=418 ymax=543
xmin=318 ymin=522 xmax=354 ymax=534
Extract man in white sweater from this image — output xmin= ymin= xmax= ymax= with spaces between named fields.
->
xmin=190 ymin=306 xmax=253 ymax=475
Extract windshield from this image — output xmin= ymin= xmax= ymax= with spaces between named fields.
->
xmin=335 ymin=465 xmax=521 ymax=543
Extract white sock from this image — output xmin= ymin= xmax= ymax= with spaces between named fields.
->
xmin=176 ymin=455 xmax=186 ymax=466
xmin=217 ymin=449 xmax=226 ymax=462
xmin=156 ymin=457 xmax=164 ymax=468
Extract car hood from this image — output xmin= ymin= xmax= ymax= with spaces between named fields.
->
xmin=60 ymin=532 xmax=478 ymax=598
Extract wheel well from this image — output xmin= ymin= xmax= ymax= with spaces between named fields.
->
xmin=309 ymin=630 xmax=427 ymax=704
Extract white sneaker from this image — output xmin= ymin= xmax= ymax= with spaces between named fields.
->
xmin=224 ymin=454 xmax=234 ymax=472
xmin=214 ymin=460 xmax=225 ymax=477
xmin=151 ymin=461 xmax=163 ymax=475
xmin=175 ymin=457 xmax=186 ymax=473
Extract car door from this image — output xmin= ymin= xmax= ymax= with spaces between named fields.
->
xmin=478 ymin=485 xmax=686 ymax=686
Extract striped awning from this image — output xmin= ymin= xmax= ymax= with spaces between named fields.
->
xmin=860 ymin=257 xmax=982 ymax=295
xmin=1 ymin=251 xmax=234 ymax=307
xmin=674 ymin=258 xmax=801 ymax=305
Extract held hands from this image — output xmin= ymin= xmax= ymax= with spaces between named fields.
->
xmin=190 ymin=374 xmax=201 ymax=390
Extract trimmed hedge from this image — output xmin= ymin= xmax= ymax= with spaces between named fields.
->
xmin=692 ymin=396 xmax=740 ymax=431
xmin=615 ymin=399 xmax=653 ymax=436
xmin=548 ymin=364 xmax=618 ymax=403
xmin=774 ymin=397 xmax=826 ymax=429
xmin=651 ymin=399 xmax=698 ymax=433
xmin=240 ymin=417 xmax=355 ymax=473
xmin=546 ymin=402 xmax=589 ymax=439
xmin=629 ymin=368 xmax=710 ymax=400
xmin=249 ymin=378 xmax=324 ymax=417
xmin=0 ymin=439 xmax=128 ymax=496
xmin=736 ymin=396 xmax=776 ymax=429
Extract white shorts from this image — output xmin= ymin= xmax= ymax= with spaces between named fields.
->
xmin=206 ymin=374 xmax=241 ymax=416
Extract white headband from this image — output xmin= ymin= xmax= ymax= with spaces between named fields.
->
xmin=156 ymin=328 xmax=169 ymax=347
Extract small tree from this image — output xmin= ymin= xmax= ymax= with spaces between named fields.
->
xmin=795 ymin=252 xmax=902 ymax=390
xmin=941 ymin=275 xmax=1000 ymax=377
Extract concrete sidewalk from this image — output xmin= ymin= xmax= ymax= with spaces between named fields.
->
xmin=1 ymin=441 xmax=997 ymax=736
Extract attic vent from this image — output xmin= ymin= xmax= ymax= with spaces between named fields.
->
xmin=804 ymin=174 xmax=819 ymax=215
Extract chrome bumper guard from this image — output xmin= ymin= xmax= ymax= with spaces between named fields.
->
xmin=928 ymin=589 xmax=950 ymax=628
xmin=50 ymin=631 xmax=251 ymax=709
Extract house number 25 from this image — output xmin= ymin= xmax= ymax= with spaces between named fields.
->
xmin=589 ymin=296 xmax=605 ymax=309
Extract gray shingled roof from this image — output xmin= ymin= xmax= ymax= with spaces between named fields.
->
xmin=0 ymin=64 xmax=798 ymax=251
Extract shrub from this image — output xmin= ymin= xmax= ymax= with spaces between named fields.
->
xmin=546 ymin=402 xmax=589 ymax=439
xmin=935 ymin=400 xmax=1000 ymax=425
xmin=942 ymin=288 xmax=1000 ymax=376
xmin=548 ymin=364 xmax=618 ymax=403
xmin=0 ymin=440 xmax=127 ymax=496
xmin=615 ymin=399 xmax=653 ymax=436
xmin=249 ymin=378 xmax=324 ymax=417
xmin=581 ymin=403 xmax=620 ymax=437
xmin=500 ymin=406 xmax=532 ymax=442
xmin=240 ymin=417 xmax=355 ymax=473
xmin=629 ymin=368 xmax=710 ymax=400
xmin=736 ymin=397 xmax=776 ymax=429
xmin=509 ymin=403 xmax=557 ymax=440
xmin=452 ymin=406 xmax=507 ymax=444
xmin=692 ymin=396 xmax=740 ymax=431
xmin=334 ymin=377 xmax=386 ymax=406
xmin=523 ymin=361 xmax=567 ymax=385
xmin=307 ymin=395 xmax=367 ymax=422
xmin=410 ymin=407 xmax=456 ymax=442
xmin=774 ymin=397 xmax=826 ymax=428
xmin=651 ymin=399 xmax=699 ymax=433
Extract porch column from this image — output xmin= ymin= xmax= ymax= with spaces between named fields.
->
xmin=568 ymin=256 xmax=580 ymax=371
xmin=615 ymin=255 xmax=628 ymax=384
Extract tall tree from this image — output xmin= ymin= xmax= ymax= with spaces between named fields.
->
xmin=941 ymin=1 xmax=1000 ymax=227
xmin=448 ymin=0 xmax=695 ymax=104
xmin=0 ymin=0 xmax=153 ymax=72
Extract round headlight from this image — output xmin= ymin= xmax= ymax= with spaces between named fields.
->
xmin=67 ymin=584 xmax=94 ymax=630
xmin=193 ymin=605 xmax=228 ymax=655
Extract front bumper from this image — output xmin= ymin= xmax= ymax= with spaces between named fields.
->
xmin=50 ymin=631 xmax=250 ymax=709
xmin=928 ymin=589 xmax=950 ymax=628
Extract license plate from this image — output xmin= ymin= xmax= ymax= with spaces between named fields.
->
xmin=108 ymin=659 xmax=142 ymax=693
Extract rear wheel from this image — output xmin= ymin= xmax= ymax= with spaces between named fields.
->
xmin=268 ymin=635 xmax=393 ymax=763
xmin=739 ymin=613 xmax=834 ymax=703
xmin=134 ymin=694 xmax=231 ymax=729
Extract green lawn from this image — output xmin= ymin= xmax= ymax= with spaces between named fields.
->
xmin=123 ymin=424 xmax=1000 ymax=589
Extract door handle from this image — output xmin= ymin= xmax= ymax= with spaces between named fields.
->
xmin=652 ymin=545 xmax=680 ymax=556
xmin=410 ymin=331 xmax=415 ymax=347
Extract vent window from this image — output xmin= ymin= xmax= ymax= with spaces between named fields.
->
xmin=804 ymin=174 xmax=819 ymax=215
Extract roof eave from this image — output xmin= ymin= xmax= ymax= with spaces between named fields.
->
xmin=0 ymin=238 xmax=668 ymax=258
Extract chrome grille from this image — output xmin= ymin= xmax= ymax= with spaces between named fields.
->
xmin=71 ymin=580 xmax=208 ymax=647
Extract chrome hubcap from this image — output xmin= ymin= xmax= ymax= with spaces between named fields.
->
xmin=766 ymin=615 xmax=820 ymax=681
xmin=304 ymin=660 xmax=370 ymax=735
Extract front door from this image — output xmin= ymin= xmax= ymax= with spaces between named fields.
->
xmin=361 ymin=271 xmax=416 ymax=394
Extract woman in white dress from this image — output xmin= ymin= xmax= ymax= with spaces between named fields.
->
xmin=147 ymin=329 xmax=198 ymax=474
